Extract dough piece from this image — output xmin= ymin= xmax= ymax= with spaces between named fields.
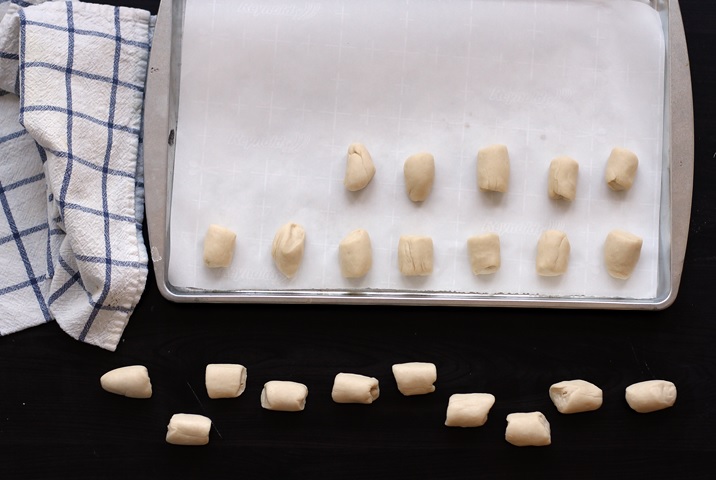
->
xmin=445 ymin=393 xmax=496 ymax=427
xmin=271 ymin=222 xmax=306 ymax=278
xmin=549 ymin=379 xmax=603 ymax=414
xmin=344 ymin=142 xmax=376 ymax=191
xmin=536 ymin=230 xmax=570 ymax=276
xmin=605 ymin=147 xmax=638 ymax=191
xmin=165 ymin=413 xmax=211 ymax=446
xmin=205 ymin=363 xmax=247 ymax=399
xmin=100 ymin=365 xmax=152 ymax=399
xmin=404 ymin=152 xmax=435 ymax=202
xmin=331 ymin=372 xmax=380 ymax=404
xmin=260 ymin=380 xmax=308 ymax=412
xmin=505 ymin=412 xmax=551 ymax=447
xmin=467 ymin=233 xmax=501 ymax=275
xmin=477 ymin=144 xmax=510 ymax=193
xmin=604 ymin=229 xmax=643 ymax=279
xmin=398 ymin=235 xmax=434 ymax=276
xmin=392 ymin=362 xmax=437 ymax=396
xmin=625 ymin=380 xmax=677 ymax=413
xmin=339 ymin=229 xmax=372 ymax=278
xmin=203 ymin=224 xmax=236 ymax=268
xmin=548 ymin=156 xmax=579 ymax=201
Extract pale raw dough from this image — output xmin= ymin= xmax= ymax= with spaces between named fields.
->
xmin=260 ymin=380 xmax=308 ymax=412
xmin=271 ymin=222 xmax=306 ymax=278
xmin=404 ymin=152 xmax=435 ymax=202
xmin=165 ymin=413 xmax=211 ymax=446
xmin=445 ymin=393 xmax=496 ymax=427
xmin=344 ymin=142 xmax=376 ymax=191
xmin=548 ymin=156 xmax=579 ymax=201
xmin=477 ymin=144 xmax=510 ymax=193
xmin=505 ymin=412 xmax=551 ymax=447
xmin=625 ymin=380 xmax=677 ymax=413
xmin=331 ymin=372 xmax=380 ymax=404
xmin=549 ymin=379 xmax=603 ymax=414
xmin=604 ymin=229 xmax=643 ymax=279
xmin=205 ymin=363 xmax=247 ymax=399
xmin=398 ymin=235 xmax=434 ymax=276
xmin=467 ymin=232 xmax=501 ymax=275
xmin=203 ymin=224 xmax=236 ymax=268
xmin=605 ymin=147 xmax=638 ymax=191
xmin=536 ymin=230 xmax=570 ymax=276
xmin=100 ymin=365 xmax=152 ymax=399
xmin=392 ymin=362 xmax=437 ymax=396
xmin=339 ymin=229 xmax=372 ymax=278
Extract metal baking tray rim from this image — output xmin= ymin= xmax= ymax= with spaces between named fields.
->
xmin=143 ymin=0 xmax=694 ymax=310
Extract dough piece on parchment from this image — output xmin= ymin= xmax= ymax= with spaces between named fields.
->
xmin=398 ymin=235 xmax=434 ymax=276
xmin=625 ymin=380 xmax=677 ymax=413
xmin=261 ymin=380 xmax=308 ymax=412
xmin=271 ymin=222 xmax=306 ymax=278
xmin=339 ymin=229 xmax=372 ymax=278
xmin=548 ymin=156 xmax=579 ymax=201
xmin=604 ymin=229 xmax=643 ymax=279
xmin=404 ymin=152 xmax=435 ymax=202
xmin=100 ymin=365 xmax=152 ymax=399
xmin=536 ymin=230 xmax=570 ymax=276
xmin=166 ymin=413 xmax=212 ymax=446
xmin=205 ymin=363 xmax=247 ymax=399
xmin=392 ymin=362 xmax=437 ymax=396
xmin=467 ymin=232 xmax=501 ymax=275
xmin=331 ymin=372 xmax=380 ymax=404
xmin=549 ymin=379 xmax=603 ymax=414
xmin=445 ymin=393 xmax=496 ymax=427
xmin=203 ymin=224 xmax=236 ymax=268
xmin=344 ymin=143 xmax=376 ymax=191
xmin=505 ymin=411 xmax=551 ymax=447
xmin=477 ymin=144 xmax=510 ymax=193
xmin=605 ymin=147 xmax=638 ymax=191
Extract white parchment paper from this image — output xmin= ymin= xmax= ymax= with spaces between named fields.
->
xmin=169 ymin=0 xmax=665 ymax=299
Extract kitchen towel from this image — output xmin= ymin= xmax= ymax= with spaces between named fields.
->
xmin=0 ymin=0 xmax=152 ymax=351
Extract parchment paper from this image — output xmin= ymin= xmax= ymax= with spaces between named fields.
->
xmin=168 ymin=0 xmax=665 ymax=299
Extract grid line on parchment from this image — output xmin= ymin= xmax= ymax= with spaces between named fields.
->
xmin=452 ymin=0 xmax=475 ymax=291
xmin=322 ymin=2 xmax=347 ymax=287
xmin=386 ymin=2 xmax=413 ymax=288
xmin=267 ymin=23 xmax=280 ymax=128
xmin=190 ymin=0 xmax=218 ymax=282
xmin=585 ymin=5 xmax=607 ymax=295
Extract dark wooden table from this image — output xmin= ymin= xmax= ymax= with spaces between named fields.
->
xmin=2 ymin=1 xmax=714 ymax=478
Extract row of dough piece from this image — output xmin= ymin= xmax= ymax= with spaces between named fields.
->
xmin=99 ymin=364 xmax=677 ymax=447
xmin=204 ymin=223 xmax=644 ymax=280
xmin=344 ymin=142 xmax=640 ymax=201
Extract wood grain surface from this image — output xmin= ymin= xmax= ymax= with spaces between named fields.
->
xmin=1 ymin=1 xmax=715 ymax=478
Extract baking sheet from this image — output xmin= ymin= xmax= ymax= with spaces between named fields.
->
xmin=167 ymin=0 xmax=665 ymax=299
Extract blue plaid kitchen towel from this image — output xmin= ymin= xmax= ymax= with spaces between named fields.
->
xmin=0 ymin=0 xmax=153 ymax=350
